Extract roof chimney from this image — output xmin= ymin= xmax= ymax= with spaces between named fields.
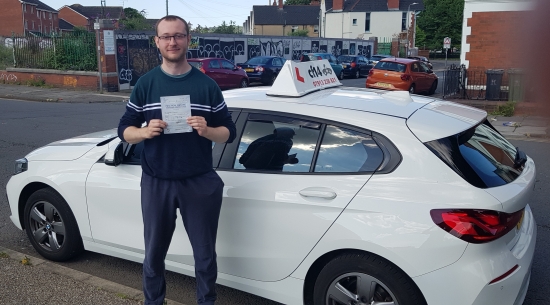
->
xmin=278 ymin=0 xmax=283 ymax=9
xmin=388 ymin=0 xmax=400 ymax=10
xmin=333 ymin=0 xmax=344 ymax=11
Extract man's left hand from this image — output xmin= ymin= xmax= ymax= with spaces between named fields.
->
xmin=187 ymin=116 xmax=209 ymax=137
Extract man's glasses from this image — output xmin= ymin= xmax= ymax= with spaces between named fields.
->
xmin=157 ymin=34 xmax=188 ymax=42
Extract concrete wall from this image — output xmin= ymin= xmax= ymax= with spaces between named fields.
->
xmin=461 ymin=0 xmax=534 ymax=70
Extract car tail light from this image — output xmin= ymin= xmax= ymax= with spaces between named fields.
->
xmin=351 ymin=62 xmax=356 ymax=68
xmin=317 ymin=56 xmax=322 ymax=60
xmin=401 ymin=74 xmax=411 ymax=81
xmin=255 ymin=66 xmax=264 ymax=72
xmin=199 ymin=67 xmax=206 ymax=73
xmin=430 ymin=208 xmax=525 ymax=244
xmin=368 ymin=69 xmax=374 ymax=76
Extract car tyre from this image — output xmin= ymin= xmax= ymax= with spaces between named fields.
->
xmin=354 ymin=70 xmax=360 ymax=79
xmin=23 ymin=187 xmax=83 ymax=262
xmin=428 ymin=80 xmax=438 ymax=95
xmin=240 ymin=79 xmax=248 ymax=88
xmin=408 ymin=84 xmax=415 ymax=94
xmin=313 ymin=252 xmax=427 ymax=305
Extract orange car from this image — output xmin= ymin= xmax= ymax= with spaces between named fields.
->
xmin=366 ymin=58 xmax=438 ymax=95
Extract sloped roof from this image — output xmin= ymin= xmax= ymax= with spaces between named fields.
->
xmin=59 ymin=18 xmax=75 ymax=30
xmin=253 ymin=5 xmax=320 ymax=25
xmin=68 ymin=4 xmax=124 ymax=20
xmin=24 ymin=0 xmax=57 ymax=12
xmin=325 ymin=0 xmax=424 ymax=12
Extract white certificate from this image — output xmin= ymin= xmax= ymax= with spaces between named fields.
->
xmin=160 ymin=95 xmax=192 ymax=134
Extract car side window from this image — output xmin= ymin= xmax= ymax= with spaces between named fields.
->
xmin=233 ymin=114 xmax=321 ymax=173
xmin=330 ymin=55 xmax=337 ymax=63
xmin=123 ymin=142 xmax=143 ymax=165
xmin=221 ymin=60 xmax=234 ymax=70
xmin=208 ymin=60 xmax=220 ymax=69
xmin=315 ymin=125 xmax=384 ymax=173
xmin=419 ymin=62 xmax=430 ymax=72
xmin=272 ymin=58 xmax=280 ymax=66
xmin=411 ymin=62 xmax=420 ymax=72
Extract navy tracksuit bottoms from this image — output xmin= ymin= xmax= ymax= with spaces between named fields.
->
xmin=141 ymin=170 xmax=224 ymax=305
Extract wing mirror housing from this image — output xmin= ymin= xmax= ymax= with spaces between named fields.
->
xmin=105 ymin=141 xmax=124 ymax=166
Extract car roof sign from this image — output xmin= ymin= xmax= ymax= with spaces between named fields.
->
xmin=266 ymin=59 xmax=342 ymax=98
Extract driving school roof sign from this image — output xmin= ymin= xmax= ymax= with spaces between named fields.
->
xmin=266 ymin=59 xmax=342 ymax=97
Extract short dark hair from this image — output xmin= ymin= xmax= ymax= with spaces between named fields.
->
xmin=155 ymin=15 xmax=189 ymax=36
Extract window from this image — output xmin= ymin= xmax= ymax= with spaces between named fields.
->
xmin=37 ymin=10 xmax=40 ymax=18
xmin=315 ymin=126 xmax=383 ymax=173
xmin=25 ymin=21 xmax=28 ymax=29
xmin=411 ymin=62 xmax=420 ymax=72
xmin=49 ymin=12 xmax=52 ymax=19
xmin=425 ymin=121 xmax=523 ymax=188
xmin=365 ymin=13 xmax=370 ymax=32
xmin=272 ymin=58 xmax=284 ymax=66
xmin=221 ymin=60 xmax=235 ymax=70
xmin=43 ymin=11 xmax=45 ymax=18
xmin=352 ymin=19 xmax=357 ymax=26
xmin=208 ymin=60 xmax=220 ymax=69
xmin=291 ymin=26 xmax=298 ymax=33
xmin=23 ymin=4 xmax=26 ymax=12
xmin=234 ymin=113 xmax=321 ymax=173
xmin=32 ymin=21 xmax=35 ymax=30
xmin=402 ymin=12 xmax=407 ymax=31
xmin=31 ymin=6 xmax=33 ymax=13
xmin=314 ymin=25 xmax=319 ymax=33
xmin=38 ymin=25 xmax=41 ymax=32
xmin=374 ymin=61 xmax=407 ymax=72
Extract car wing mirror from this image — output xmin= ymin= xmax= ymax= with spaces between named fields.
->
xmin=105 ymin=141 xmax=124 ymax=166
xmin=514 ymin=148 xmax=527 ymax=169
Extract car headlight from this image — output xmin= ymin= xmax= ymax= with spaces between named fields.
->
xmin=14 ymin=158 xmax=28 ymax=175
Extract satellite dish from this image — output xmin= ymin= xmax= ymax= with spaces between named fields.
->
xmin=357 ymin=33 xmax=365 ymax=40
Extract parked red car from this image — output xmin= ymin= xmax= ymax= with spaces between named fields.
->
xmin=188 ymin=58 xmax=249 ymax=90
xmin=366 ymin=58 xmax=438 ymax=95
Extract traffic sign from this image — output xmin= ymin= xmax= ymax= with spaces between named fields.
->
xmin=444 ymin=37 xmax=451 ymax=49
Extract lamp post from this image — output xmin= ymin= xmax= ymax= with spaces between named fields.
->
xmin=406 ymin=2 xmax=418 ymax=57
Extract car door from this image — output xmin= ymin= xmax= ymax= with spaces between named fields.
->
xmin=271 ymin=57 xmax=284 ymax=77
xmin=206 ymin=59 xmax=226 ymax=88
xmin=419 ymin=61 xmax=437 ymax=89
xmin=410 ymin=61 xmax=427 ymax=91
xmin=221 ymin=59 xmax=239 ymax=88
xmin=214 ymin=111 xmax=384 ymax=281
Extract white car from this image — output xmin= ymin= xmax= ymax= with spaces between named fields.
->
xmin=7 ymin=60 xmax=536 ymax=305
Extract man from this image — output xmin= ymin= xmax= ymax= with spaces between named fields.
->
xmin=117 ymin=15 xmax=236 ymax=305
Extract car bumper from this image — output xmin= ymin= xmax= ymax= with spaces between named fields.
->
xmin=6 ymin=175 xmax=23 ymax=230
xmin=245 ymin=72 xmax=265 ymax=83
xmin=366 ymin=80 xmax=411 ymax=91
xmin=413 ymin=204 xmax=537 ymax=305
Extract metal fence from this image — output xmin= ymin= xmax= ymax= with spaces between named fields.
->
xmin=8 ymin=33 xmax=97 ymax=71
xmin=442 ymin=65 xmax=524 ymax=102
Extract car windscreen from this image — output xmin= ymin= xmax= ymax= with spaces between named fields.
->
xmin=338 ymin=56 xmax=354 ymax=62
xmin=374 ymin=61 xmax=407 ymax=72
xmin=245 ymin=57 xmax=271 ymax=65
xmin=189 ymin=62 xmax=202 ymax=69
xmin=425 ymin=121 xmax=524 ymax=188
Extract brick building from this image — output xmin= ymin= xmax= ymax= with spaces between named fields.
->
xmin=58 ymin=4 xmax=124 ymax=31
xmin=461 ymin=0 xmax=534 ymax=71
xmin=0 ymin=0 xmax=59 ymax=36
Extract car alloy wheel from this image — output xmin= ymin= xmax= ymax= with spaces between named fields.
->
xmin=240 ymin=79 xmax=248 ymax=88
xmin=355 ymin=70 xmax=360 ymax=79
xmin=313 ymin=252 xmax=427 ymax=305
xmin=409 ymin=85 xmax=415 ymax=94
xmin=429 ymin=80 xmax=438 ymax=95
xmin=24 ymin=188 xmax=83 ymax=261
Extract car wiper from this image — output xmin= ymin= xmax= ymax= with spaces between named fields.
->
xmin=514 ymin=148 xmax=527 ymax=169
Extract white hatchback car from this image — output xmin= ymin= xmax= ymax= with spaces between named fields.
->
xmin=7 ymin=60 xmax=536 ymax=305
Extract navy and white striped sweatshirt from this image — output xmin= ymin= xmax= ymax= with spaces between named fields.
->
xmin=118 ymin=66 xmax=236 ymax=180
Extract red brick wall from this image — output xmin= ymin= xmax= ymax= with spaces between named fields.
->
xmin=466 ymin=11 xmax=528 ymax=71
xmin=0 ymin=70 xmax=119 ymax=91
xmin=0 ymin=0 xmax=24 ymax=36
xmin=59 ymin=7 xmax=90 ymax=30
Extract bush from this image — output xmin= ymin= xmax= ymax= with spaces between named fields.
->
xmin=490 ymin=101 xmax=516 ymax=117
xmin=0 ymin=44 xmax=13 ymax=70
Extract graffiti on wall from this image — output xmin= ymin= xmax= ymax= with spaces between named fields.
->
xmin=114 ymin=32 xmax=375 ymax=88
xmin=0 ymin=73 xmax=17 ymax=82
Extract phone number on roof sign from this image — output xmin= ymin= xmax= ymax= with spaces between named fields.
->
xmin=312 ymin=77 xmax=338 ymax=88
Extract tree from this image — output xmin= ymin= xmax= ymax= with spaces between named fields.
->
xmin=120 ymin=7 xmax=152 ymax=30
xmin=284 ymin=0 xmax=311 ymax=4
xmin=288 ymin=29 xmax=309 ymax=36
xmin=212 ymin=21 xmax=241 ymax=34
xmin=192 ymin=24 xmax=212 ymax=34
xmin=416 ymin=0 xmax=463 ymax=50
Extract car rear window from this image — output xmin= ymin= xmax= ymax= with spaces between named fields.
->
xmin=425 ymin=121 xmax=523 ymax=188
xmin=189 ymin=62 xmax=202 ymax=69
xmin=338 ymin=56 xmax=354 ymax=62
xmin=374 ymin=61 xmax=406 ymax=72
xmin=245 ymin=57 xmax=271 ymax=65
xmin=371 ymin=56 xmax=387 ymax=61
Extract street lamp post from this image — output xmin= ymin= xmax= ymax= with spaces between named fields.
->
xmin=406 ymin=2 xmax=418 ymax=57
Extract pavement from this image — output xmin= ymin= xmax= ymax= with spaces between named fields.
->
xmin=0 ymin=81 xmax=548 ymax=304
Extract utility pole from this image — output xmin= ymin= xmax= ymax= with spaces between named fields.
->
xmin=166 ymin=0 xmax=168 ymax=15
xmin=101 ymin=0 xmax=106 ymax=18
xmin=406 ymin=2 xmax=417 ymax=57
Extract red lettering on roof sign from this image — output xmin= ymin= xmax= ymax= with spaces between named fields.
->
xmin=295 ymin=67 xmax=305 ymax=83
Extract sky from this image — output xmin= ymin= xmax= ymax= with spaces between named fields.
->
xmin=44 ymin=0 xmax=273 ymax=28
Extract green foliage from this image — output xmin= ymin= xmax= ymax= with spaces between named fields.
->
xmin=26 ymin=76 xmax=46 ymax=87
xmin=120 ymin=7 xmax=152 ymax=30
xmin=0 ymin=44 xmax=13 ymax=70
xmin=415 ymin=25 xmax=427 ymax=49
xmin=416 ymin=0 xmax=464 ymax=50
xmin=192 ymin=24 xmax=213 ymax=33
xmin=490 ymin=102 xmax=516 ymax=117
xmin=212 ymin=21 xmax=241 ymax=34
xmin=0 ymin=252 xmax=9 ymax=258
xmin=284 ymin=0 xmax=311 ymax=4
xmin=288 ymin=29 xmax=309 ymax=36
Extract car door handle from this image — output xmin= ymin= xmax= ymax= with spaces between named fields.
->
xmin=299 ymin=187 xmax=337 ymax=199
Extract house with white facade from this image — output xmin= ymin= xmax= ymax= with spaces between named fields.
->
xmin=320 ymin=0 xmax=424 ymax=40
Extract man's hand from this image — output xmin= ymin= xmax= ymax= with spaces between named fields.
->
xmin=142 ymin=119 xmax=167 ymax=139
xmin=187 ymin=116 xmax=209 ymax=137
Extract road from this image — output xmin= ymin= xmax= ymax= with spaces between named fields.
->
xmin=0 ymin=97 xmax=548 ymax=305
